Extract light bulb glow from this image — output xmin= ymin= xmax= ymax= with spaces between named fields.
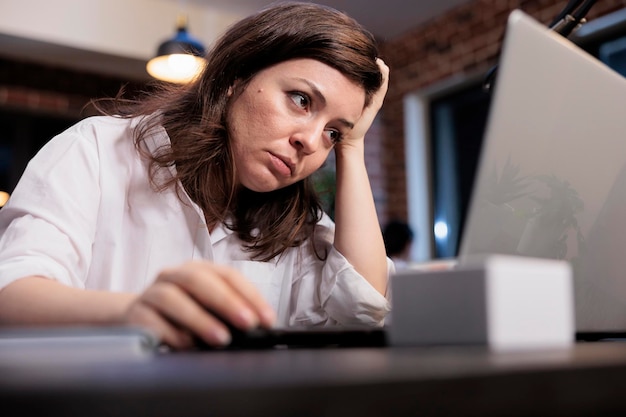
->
xmin=0 ymin=191 xmax=9 ymax=207
xmin=146 ymin=54 xmax=206 ymax=84
xmin=434 ymin=221 xmax=449 ymax=240
xmin=167 ymin=54 xmax=198 ymax=76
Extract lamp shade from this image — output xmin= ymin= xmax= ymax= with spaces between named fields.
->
xmin=146 ymin=15 xmax=206 ymax=84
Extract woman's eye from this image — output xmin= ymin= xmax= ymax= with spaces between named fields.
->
xmin=289 ymin=92 xmax=310 ymax=109
xmin=326 ymin=129 xmax=343 ymax=144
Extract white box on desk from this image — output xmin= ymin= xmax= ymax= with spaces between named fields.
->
xmin=388 ymin=255 xmax=574 ymax=351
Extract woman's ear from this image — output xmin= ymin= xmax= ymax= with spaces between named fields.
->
xmin=227 ymin=78 xmax=242 ymax=97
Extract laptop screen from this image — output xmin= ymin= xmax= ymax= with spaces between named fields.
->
xmin=458 ymin=10 xmax=626 ymax=334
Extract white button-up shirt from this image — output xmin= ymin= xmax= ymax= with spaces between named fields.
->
xmin=0 ymin=115 xmax=391 ymax=326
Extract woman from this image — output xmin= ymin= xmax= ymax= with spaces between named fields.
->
xmin=0 ymin=2 xmax=391 ymax=349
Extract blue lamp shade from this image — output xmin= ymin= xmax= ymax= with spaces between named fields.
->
xmin=146 ymin=15 xmax=207 ymax=84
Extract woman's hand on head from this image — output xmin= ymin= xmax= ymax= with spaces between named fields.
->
xmin=123 ymin=261 xmax=276 ymax=350
xmin=337 ymin=58 xmax=389 ymax=149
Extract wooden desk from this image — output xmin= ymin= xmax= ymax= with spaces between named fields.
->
xmin=3 ymin=342 xmax=626 ymax=416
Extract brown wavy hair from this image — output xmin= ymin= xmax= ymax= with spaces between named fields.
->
xmin=94 ymin=1 xmax=383 ymax=261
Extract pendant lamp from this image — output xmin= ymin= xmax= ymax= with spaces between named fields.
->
xmin=146 ymin=15 xmax=206 ymax=84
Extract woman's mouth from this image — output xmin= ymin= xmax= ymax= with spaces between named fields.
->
xmin=269 ymin=153 xmax=293 ymax=177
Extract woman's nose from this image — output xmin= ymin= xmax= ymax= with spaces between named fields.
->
xmin=290 ymin=125 xmax=322 ymax=154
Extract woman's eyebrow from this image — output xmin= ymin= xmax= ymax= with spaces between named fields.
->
xmin=295 ymin=78 xmax=355 ymax=129
xmin=338 ymin=118 xmax=355 ymax=130
xmin=295 ymin=77 xmax=326 ymax=106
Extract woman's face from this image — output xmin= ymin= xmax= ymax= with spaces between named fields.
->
xmin=227 ymin=58 xmax=366 ymax=192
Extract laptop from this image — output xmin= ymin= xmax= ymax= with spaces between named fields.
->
xmin=0 ymin=326 xmax=159 ymax=362
xmin=457 ymin=10 xmax=626 ymax=340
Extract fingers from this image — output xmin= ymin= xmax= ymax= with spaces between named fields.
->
xmin=125 ymin=261 xmax=276 ymax=349
xmin=158 ymin=262 xmax=276 ymax=329
xmin=363 ymin=58 xmax=389 ymax=116
xmin=137 ymin=280 xmax=234 ymax=348
xmin=340 ymin=58 xmax=390 ymax=144
xmin=125 ymin=297 xmax=196 ymax=350
xmin=373 ymin=58 xmax=390 ymax=108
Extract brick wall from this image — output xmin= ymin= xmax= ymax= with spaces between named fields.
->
xmin=0 ymin=57 xmax=146 ymax=118
xmin=0 ymin=57 xmax=150 ymax=194
xmin=375 ymin=0 xmax=626 ymax=225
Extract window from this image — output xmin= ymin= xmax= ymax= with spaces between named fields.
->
xmin=598 ymin=35 xmax=626 ymax=76
xmin=573 ymin=8 xmax=626 ymax=75
xmin=429 ymin=82 xmax=492 ymax=258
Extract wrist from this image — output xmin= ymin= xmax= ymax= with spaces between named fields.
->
xmin=334 ymin=140 xmax=365 ymax=160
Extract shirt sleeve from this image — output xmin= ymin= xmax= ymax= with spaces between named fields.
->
xmin=0 ymin=119 xmax=101 ymax=290
xmin=289 ymin=213 xmax=393 ymax=327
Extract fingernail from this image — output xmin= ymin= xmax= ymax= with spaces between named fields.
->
xmin=238 ymin=308 xmax=259 ymax=328
xmin=261 ymin=308 xmax=277 ymax=326
xmin=213 ymin=327 xmax=231 ymax=346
